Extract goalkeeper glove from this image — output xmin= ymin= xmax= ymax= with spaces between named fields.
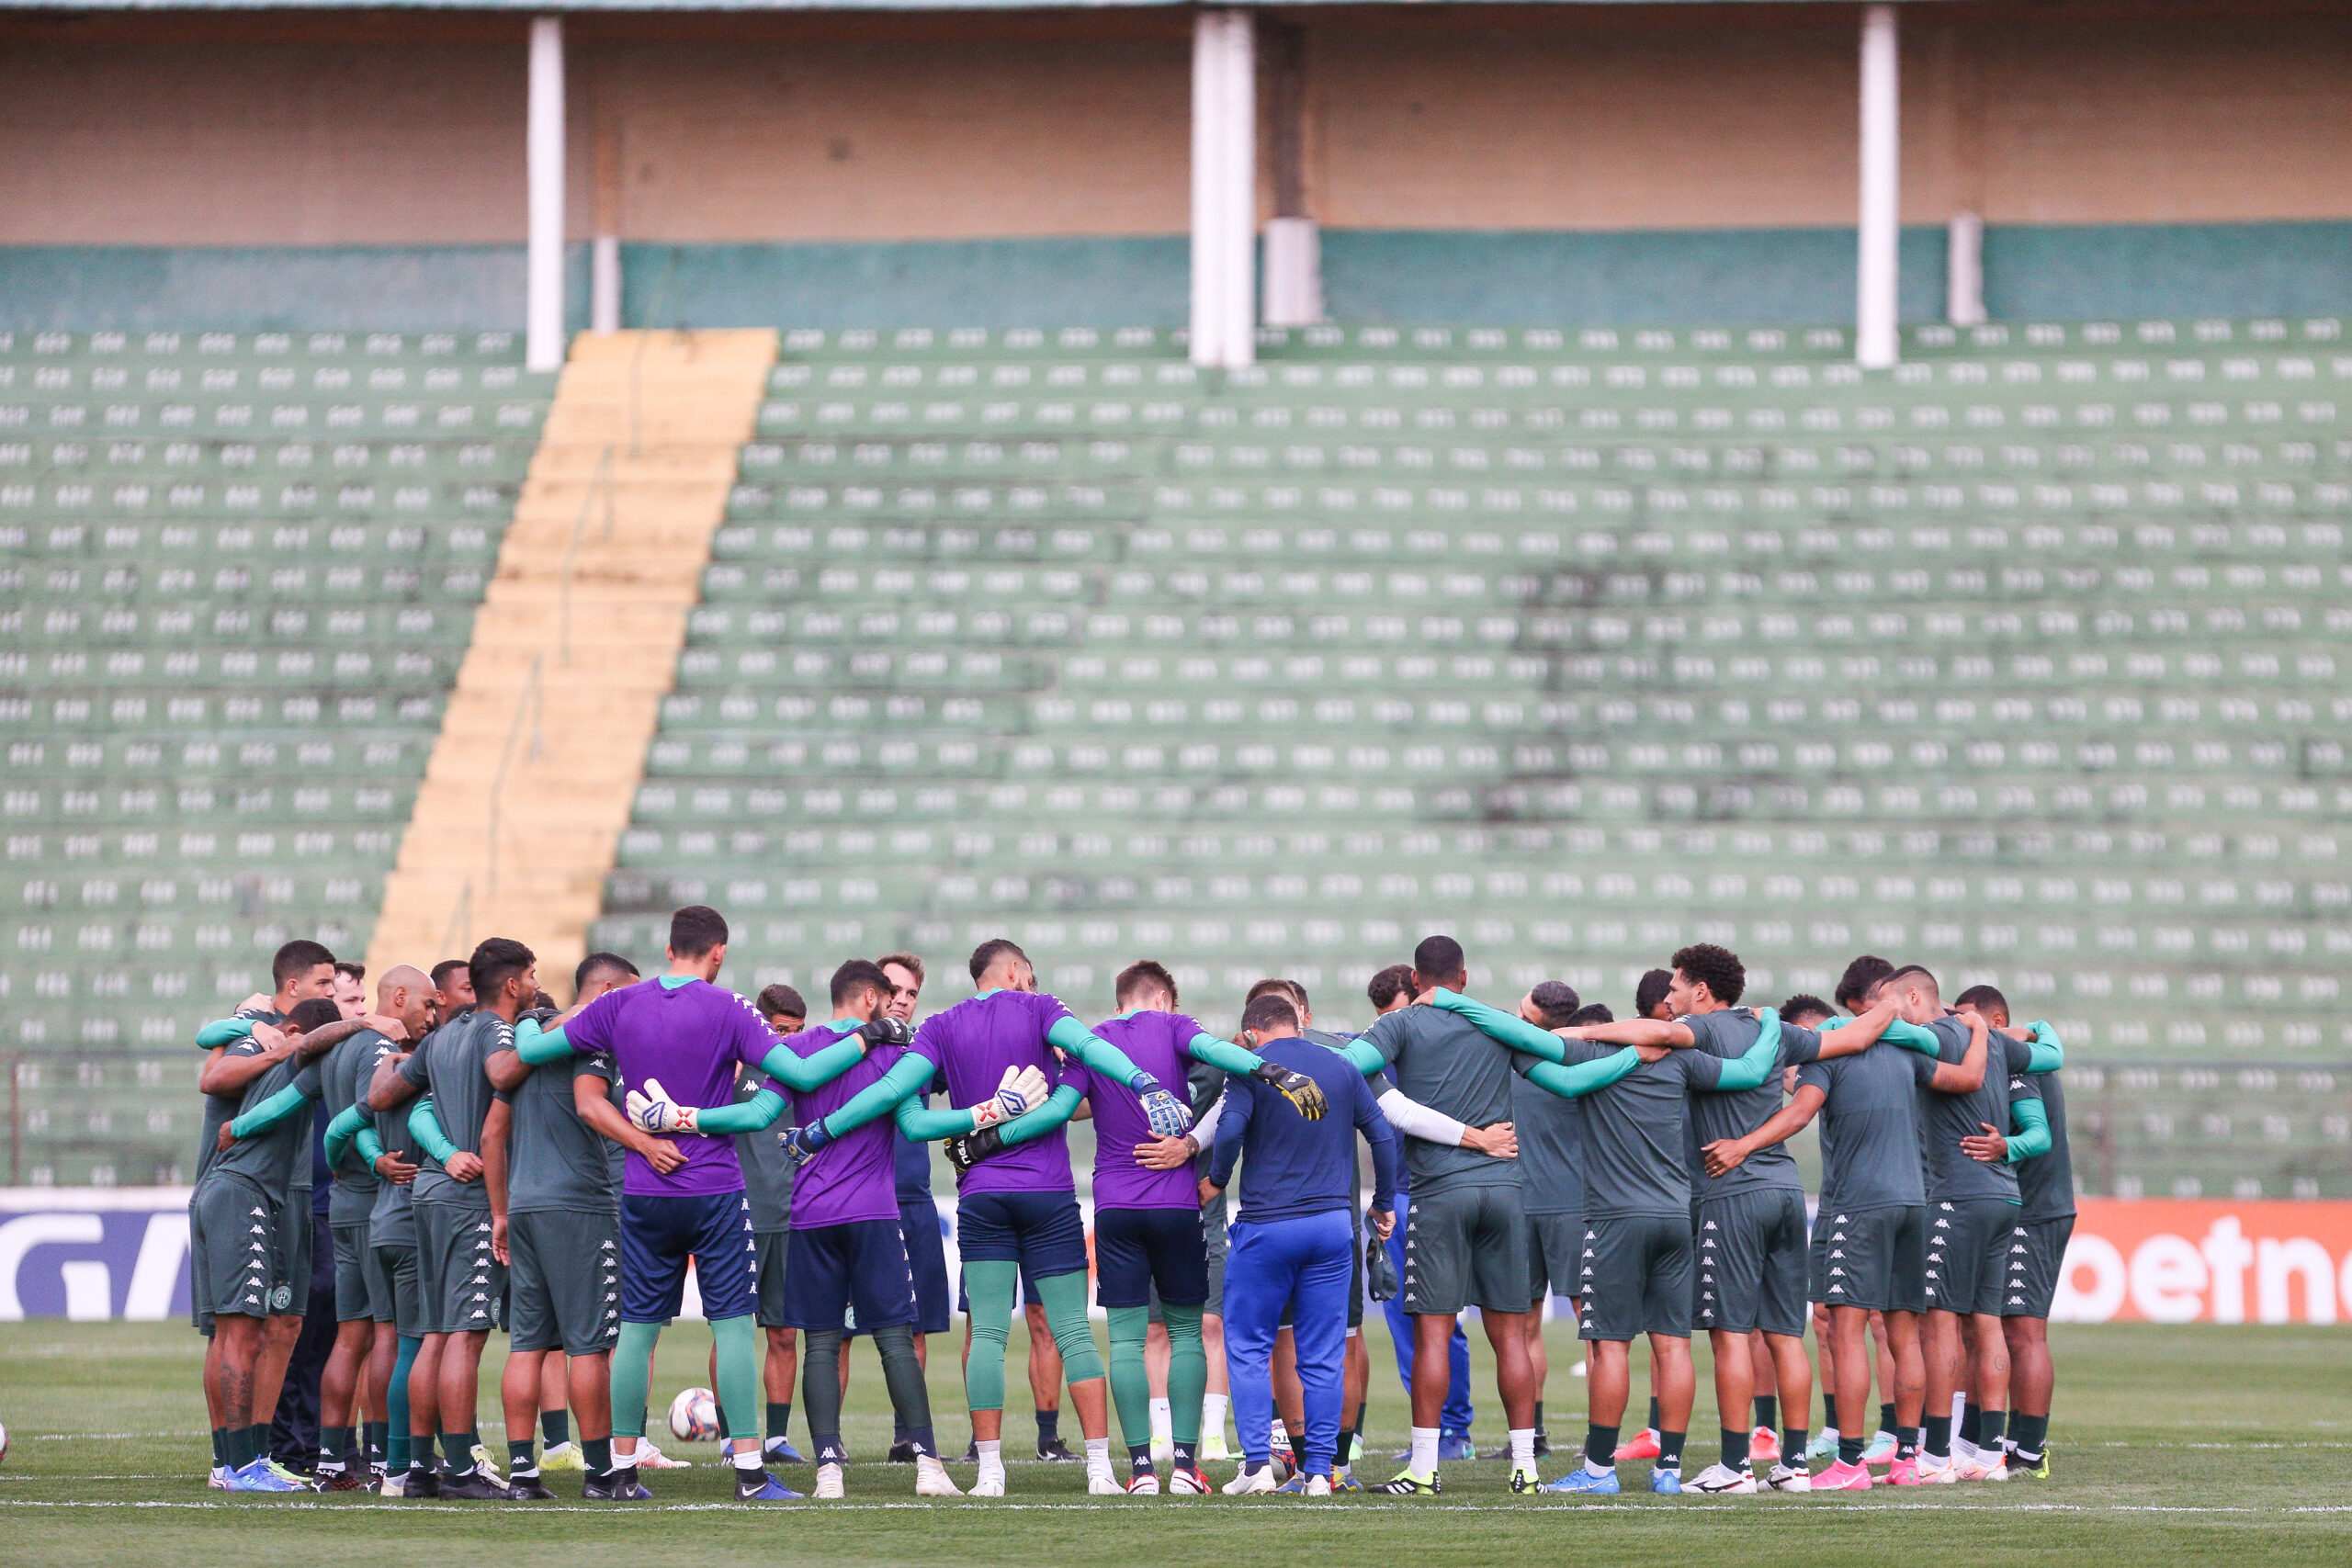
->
xmin=626 ymin=1077 xmax=698 ymax=1134
xmin=944 ymin=1125 xmax=1006 ymax=1180
xmin=1132 ymin=1071 xmax=1193 ymax=1138
xmin=1364 ymin=1228 xmax=1399 ymax=1302
xmin=781 ymin=1122 xmax=831 ymax=1168
xmin=859 ymin=1014 xmax=913 ymax=1047
xmin=1251 ymin=1061 xmax=1329 ymax=1120
xmin=967 ymin=1064 xmax=1050 ymax=1130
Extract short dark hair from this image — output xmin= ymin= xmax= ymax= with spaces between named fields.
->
xmin=1953 ymin=983 xmax=2008 ymax=1022
xmin=831 ymin=958 xmax=891 ymax=1008
xmin=1780 ymin=993 xmax=1835 ymax=1027
xmin=668 ymin=905 xmax=729 ymax=958
xmin=272 ymin=939 xmax=336 ymax=987
xmin=1529 ymin=980 xmax=1582 ymax=1028
xmin=1244 ymin=976 xmax=1305 ymax=1014
xmin=333 ymin=961 xmax=365 ymax=984
xmin=1671 ymin=943 xmax=1746 ymax=1006
xmin=876 ymin=952 xmax=925 ymax=985
xmin=576 ymin=951 xmax=639 ymax=993
xmin=1566 ymin=1003 xmax=1615 ymax=1027
xmin=1634 ymin=968 xmax=1674 ymax=1019
xmin=431 ymin=959 xmax=471 ymax=991
xmin=1835 ymin=954 xmax=1895 ymax=1010
xmin=1881 ymin=964 xmax=1939 ymax=999
xmin=469 ymin=937 xmax=536 ymax=1003
xmin=1117 ymin=960 xmax=1180 ymax=1008
xmin=1366 ymin=964 xmax=1416 ymax=1010
xmin=285 ymin=997 xmax=343 ymax=1033
xmin=1240 ymin=993 xmax=1299 ymax=1034
xmin=1411 ymin=934 xmax=1465 ymax=982
xmin=757 ymin=983 xmax=808 ymax=1022
xmin=968 ymin=937 xmax=1026 ymax=983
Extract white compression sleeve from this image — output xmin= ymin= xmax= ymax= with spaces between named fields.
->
xmin=1187 ymin=1089 xmax=1229 ymax=1151
xmin=1376 ymin=1086 xmax=1470 ymax=1146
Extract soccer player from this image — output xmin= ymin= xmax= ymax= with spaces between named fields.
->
xmin=1951 ymin=985 xmax=2068 ymax=1480
xmin=738 ymin=981 xmax=808 ymax=1466
xmin=189 ymin=997 xmax=344 ymax=1490
xmin=1432 ymin=984 xmax=1781 ymax=1495
xmin=332 ymin=962 xmax=368 ymax=1021
xmin=430 ymin=958 xmax=477 ymax=1014
xmin=1501 ymin=981 xmax=1590 ymax=1465
xmin=482 ymin=951 xmax=659 ymax=1499
xmin=1635 ymin=969 xmax=1675 ymax=1022
xmin=1209 ymin=990 xmax=1400 ymax=1496
xmin=1870 ymin=966 xmax=2050 ymax=1483
xmin=767 ymin=960 xmax=962 ymax=1498
xmin=514 ymin=906 xmax=899 ymax=1502
xmin=376 ymin=937 xmax=540 ymax=1498
xmin=313 ymin=964 xmax=435 ymax=1490
xmin=780 ymin=938 xmax=1295 ymax=1496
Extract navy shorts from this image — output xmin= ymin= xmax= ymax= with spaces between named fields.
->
xmin=620 ymin=1189 xmax=757 ymax=1325
xmin=955 ymin=1189 xmax=1089 ymax=1280
xmin=1095 ymin=1205 xmax=1210 ymax=1310
xmin=785 ymin=1218 xmax=921 ymax=1334
xmin=902 ymin=1197 xmax=954 ymax=1334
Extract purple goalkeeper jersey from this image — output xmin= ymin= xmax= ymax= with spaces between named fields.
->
xmin=782 ymin=1021 xmax=903 ymax=1229
xmin=560 ymin=976 xmax=780 ymax=1197
xmin=1068 ymin=1010 xmax=1203 ymax=1212
xmin=905 ymin=988 xmax=1078 ymax=1198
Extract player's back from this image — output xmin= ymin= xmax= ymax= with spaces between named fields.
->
xmin=1682 ymin=1009 xmax=1814 ymax=1200
xmin=1358 ymin=1003 xmax=1517 ymax=1196
xmin=210 ymin=1048 xmax=322 ymax=1193
xmin=1078 ymin=1010 xmax=1199 ymax=1211
xmin=911 ymin=988 xmax=1080 ymax=1195
xmin=503 ymin=1053 xmax=618 ymax=1215
xmin=2015 ymin=1065 xmax=2072 ymax=1222
xmin=1560 ymin=1042 xmax=1702 ymax=1218
xmin=1223 ymin=1038 xmax=1379 ymax=1224
xmin=1800 ymin=1043 xmax=1928 ymax=1213
xmin=406 ymin=1010 xmax=510 ymax=1204
xmin=779 ymin=1025 xmax=903 ymax=1228
xmin=1915 ymin=1017 xmax=2021 ymax=1203
xmin=322 ymin=1029 xmax=399 ymax=1224
xmin=563 ymin=976 xmax=776 ymax=1194
xmin=194 ymin=1005 xmax=283 ymax=1185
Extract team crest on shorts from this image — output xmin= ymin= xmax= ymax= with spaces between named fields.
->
xmin=268 ymin=1283 xmax=294 ymax=1312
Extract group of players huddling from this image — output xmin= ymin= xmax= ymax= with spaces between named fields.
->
xmin=187 ymin=909 xmax=2070 ymax=1500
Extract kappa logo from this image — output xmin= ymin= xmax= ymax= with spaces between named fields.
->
xmin=2008 ymin=1294 xmax=2026 ymax=1306
xmin=1582 ymin=1247 xmax=1595 ymax=1258
xmin=1829 ymin=1266 xmax=1846 ymax=1277
xmin=1829 ymin=1283 xmax=1847 ymax=1295
xmin=474 ymin=1222 xmax=492 ymax=1233
xmin=249 ymin=1207 xmax=267 ymax=1217
xmin=1833 ymin=1214 xmax=1848 ymax=1224
xmin=1829 ymin=1248 xmax=1846 ymax=1259
xmin=470 ymin=1291 xmax=489 ymax=1302
xmin=1940 ymin=1201 xmax=1954 ymax=1212
xmin=601 ymin=1240 xmax=616 ymax=1251
xmin=1703 ymin=1220 xmax=1718 ymax=1231
xmin=243 ymin=1292 xmax=263 ymax=1305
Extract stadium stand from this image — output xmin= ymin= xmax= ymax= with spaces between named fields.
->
xmin=1 ymin=327 xmax=549 ymax=1182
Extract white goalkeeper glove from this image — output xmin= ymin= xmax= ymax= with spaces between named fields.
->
xmin=626 ymin=1077 xmax=699 ymax=1134
xmin=967 ymin=1064 xmax=1050 ymax=1130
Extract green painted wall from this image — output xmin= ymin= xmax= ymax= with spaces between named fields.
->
xmin=1 ymin=221 xmax=2344 ymax=333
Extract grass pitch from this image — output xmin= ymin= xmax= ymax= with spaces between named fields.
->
xmin=1 ymin=1319 xmax=2346 ymax=1565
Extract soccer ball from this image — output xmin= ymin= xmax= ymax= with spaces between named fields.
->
xmin=667 ymin=1387 xmax=719 ymax=1443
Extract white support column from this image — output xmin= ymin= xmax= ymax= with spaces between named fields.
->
xmin=1946 ymin=210 xmax=1985 ymax=325
xmin=1855 ymin=3 xmax=1900 ymax=369
xmin=526 ymin=16 xmax=567 ymax=372
xmin=591 ymin=237 xmax=622 ymax=334
xmin=1190 ymin=9 xmax=1256 ymax=369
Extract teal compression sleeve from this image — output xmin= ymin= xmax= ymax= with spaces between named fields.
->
xmin=1046 ymin=1015 xmax=1148 ymax=1088
xmin=356 ymin=1126 xmax=384 ymax=1164
xmin=407 ymin=1099 xmax=458 ymax=1164
xmin=516 ymin=1024 xmax=576 ymax=1066
xmin=2025 ymin=1022 xmax=2064 ymax=1074
xmin=1431 ymin=989 xmax=1569 ymax=1063
xmin=322 ymin=1102 xmax=369 ymax=1168
xmin=1521 ymin=1046 xmax=1645 ymax=1100
xmin=228 ymin=1080 xmax=318 ymax=1140
xmin=197 ymin=1016 xmax=257 ymax=1049
xmin=893 ymin=1095 xmax=980 ymax=1141
xmin=1337 ymin=1039 xmax=1385 ymax=1077
xmin=815 ymin=1051 xmax=937 ymax=1141
xmin=1184 ymin=1032 xmax=1266 ymax=1076
xmin=1708 ymin=1010 xmax=1784 ymax=1092
xmin=2003 ymin=1097 xmax=2052 ymax=1163
xmin=690 ymin=1087 xmax=786 ymax=1135
xmin=1879 ymin=1018 xmax=1942 ymax=1055
xmin=755 ymin=1036 xmax=867 ymax=1092
xmin=997 ymin=1084 xmax=1085 ymax=1148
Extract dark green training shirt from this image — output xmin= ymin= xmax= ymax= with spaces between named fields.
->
xmin=1799 ymin=1043 xmax=1935 ymax=1213
xmin=497 ymin=1051 xmax=621 ymax=1215
xmin=209 ymin=1050 xmax=323 ymax=1196
xmin=736 ymin=1069 xmax=796 ymax=1232
xmin=1917 ymin=1019 xmax=2040 ymax=1203
xmin=1358 ymin=1005 xmax=1520 ymax=1197
xmin=2015 ymin=1066 xmax=2073 ymax=1222
xmin=1549 ymin=1039 xmax=1734 ymax=1219
xmin=1681 ymin=1009 xmax=1826 ymax=1201
xmin=194 ymin=1006 xmax=283 ymax=1185
xmin=400 ymin=1010 xmax=510 ymax=1206
xmin=322 ymin=1028 xmax=401 ymax=1226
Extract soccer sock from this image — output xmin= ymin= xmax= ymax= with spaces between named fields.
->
xmin=963 ymin=1259 xmax=1019 ymax=1416
xmin=439 ymin=1430 xmax=474 ymax=1476
xmin=542 ymin=1409 xmax=570 ymax=1448
xmin=1980 ymin=1409 xmax=2007 ymax=1454
xmin=1646 ymin=1396 xmax=1661 ymax=1435
xmin=1532 ymin=1399 xmax=1546 ymax=1438
xmin=1410 ymin=1426 xmax=1441 ymax=1478
xmin=1163 ymin=1303 xmax=1206 ymax=1445
xmin=611 ymin=1321 xmax=660 ymax=1438
xmin=1340 ymin=1404 xmax=1365 ymax=1470
xmin=976 ymin=1438 xmax=1005 ymax=1487
xmin=1753 ymin=1394 xmax=1777 ymax=1434
xmin=1202 ymin=1391 xmax=1230 ymax=1445
xmin=408 ymin=1432 xmax=435 ymax=1473
xmin=364 ymin=1420 xmax=388 ymax=1467
xmin=326 ymin=1426 xmax=357 ymax=1471
xmin=1085 ymin=1437 xmax=1113 ymax=1477
xmin=211 ymin=1427 xmax=228 ymax=1471
xmin=1035 ymin=1407 xmax=1060 ymax=1447
xmin=1106 ymin=1304 xmax=1155 ymax=1454
xmin=1838 ymin=1431 xmax=1864 ymax=1467
xmin=1896 ymin=1426 xmax=1920 ymax=1461
xmin=1879 ymin=1402 xmax=1897 ymax=1438
xmin=1722 ymin=1427 xmax=1750 ymax=1472
xmin=1034 ymin=1269 xmax=1106 ymax=1382
xmin=388 ymin=1334 xmax=419 ymax=1470
xmin=1584 ymin=1424 xmax=1619 ymax=1474
xmin=767 ymin=1402 xmax=793 ymax=1445
xmin=1924 ymin=1414 xmax=1952 ymax=1461
xmin=508 ymin=1438 xmax=536 ymax=1474
xmin=1150 ymin=1397 xmax=1172 ymax=1444
xmin=802 ymin=1328 xmax=846 ymax=1465
xmin=1960 ymin=1401 xmax=1982 ymax=1450
xmin=712 ymin=1314 xmax=763 ymax=1464
xmin=221 ymin=1427 xmax=248 ymax=1470
xmin=1509 ymin=1428 xmax=1536 ymax=1469
xmin=2010 ymin=1412 xmax=2047 ymax=1460
xmin=871 ymin=1324 xmax=936 ymax=1458
xmin=245 ymin=1426 xmax=271 ymax=1467
xmin=1821 ymin=1388 xmax=1838 ymax=1435
xmin=1783 ymin=1427 xmax=1807 ymax=1462
xmin=584 ymin=1436 xmax=613 ymax=1475
xmin=1174 ymin=1438 xmax=1197 ymax=1467
xmin=1657 ymin=1429 xmax=1686 ymax=1472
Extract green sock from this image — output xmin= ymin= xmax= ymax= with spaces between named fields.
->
xmin=1647 ymin=1397 xmax=1661 ymax=1433
xmin=711 ymin=1314 xmax=763 ymax=1462
xmin=1033 ymin=1269 xmax=1106 ymax=1383
xmin=211 ymin=1427 xmax=228 ymax=1469
xmin=585 ymin=1437 xmax=614 ymax=1475
xmin=1753 ymin=1394 xmax=1776 ymax=1434
xmin=801 ymin=1329 xmax=845 ymax=1465
xmin=1532 ymin=1400 xmax=1545 ymax=1437
xmin=1980 ymin=1410 xmax=2007 ymax=1452
xmin=962 ymin=1260 xmax=1019 ymax=1416
xmin=1162 ymin=1303 xmax=1205 ymax=1445
xmin=2010 ymin=1413 xmax=2047 ymax=1460
xmin=410 ymin=1431 xmax=435 ymax=1470
xmin=440 ymin=1431 xmax=474 ymax=1475
xmin=767 ymin=1402 xmax=793 ymax=1443
xmin=1784 ymin=1426 xmax=1808 ymax=1461
xmin=541 ymin=1410 xmax=570 ymax=1448
xmin=1105 ymin=1305 xmax=1154 ymax=1453
xmin=324 ymin=1426 xmax=356 ymax=1469
xmin=246 ymin=1426 xmax=271 ymax=1467
xmin=1722 ymin=1428 xmax=1749 ymax=1471
xmin=364 ymin=1420 xmax=389 ymax=1465
xmin=1880 ymin=1403 xmax=1897 ymax=1436
xmin=1657 ymin=1429 xmax=1686 ymax=1472
xmin=611 ymin=1322 xmax=661 ymax=1438
xmin=509 ymin=1438 xmax=536 ymax=1472
xmin=1925 ymin=1414 xmax=1952 ymax=1460
xmin=1960 ymin=1402 xmax=1982 ymax=1448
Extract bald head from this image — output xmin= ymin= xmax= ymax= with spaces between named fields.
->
xmin=377 ymin=964 xmax=439 ymax=1036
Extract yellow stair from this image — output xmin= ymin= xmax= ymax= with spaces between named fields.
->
xmin=365 ymin=329 xmax=777 ymax=998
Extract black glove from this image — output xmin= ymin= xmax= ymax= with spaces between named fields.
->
xmin=1365 ymin=1228 xmax=1399 ymax=1302
xmin=944 ymin=1125 xmax=1006 ymax=1181
xmin=859 ymin=1014 xmax=914 ymax=1047
xmin=1251 ymin=1062 xmax=1329 ymax=1121
xmin=521 ymin=1007 xmax=560 ymax=1027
